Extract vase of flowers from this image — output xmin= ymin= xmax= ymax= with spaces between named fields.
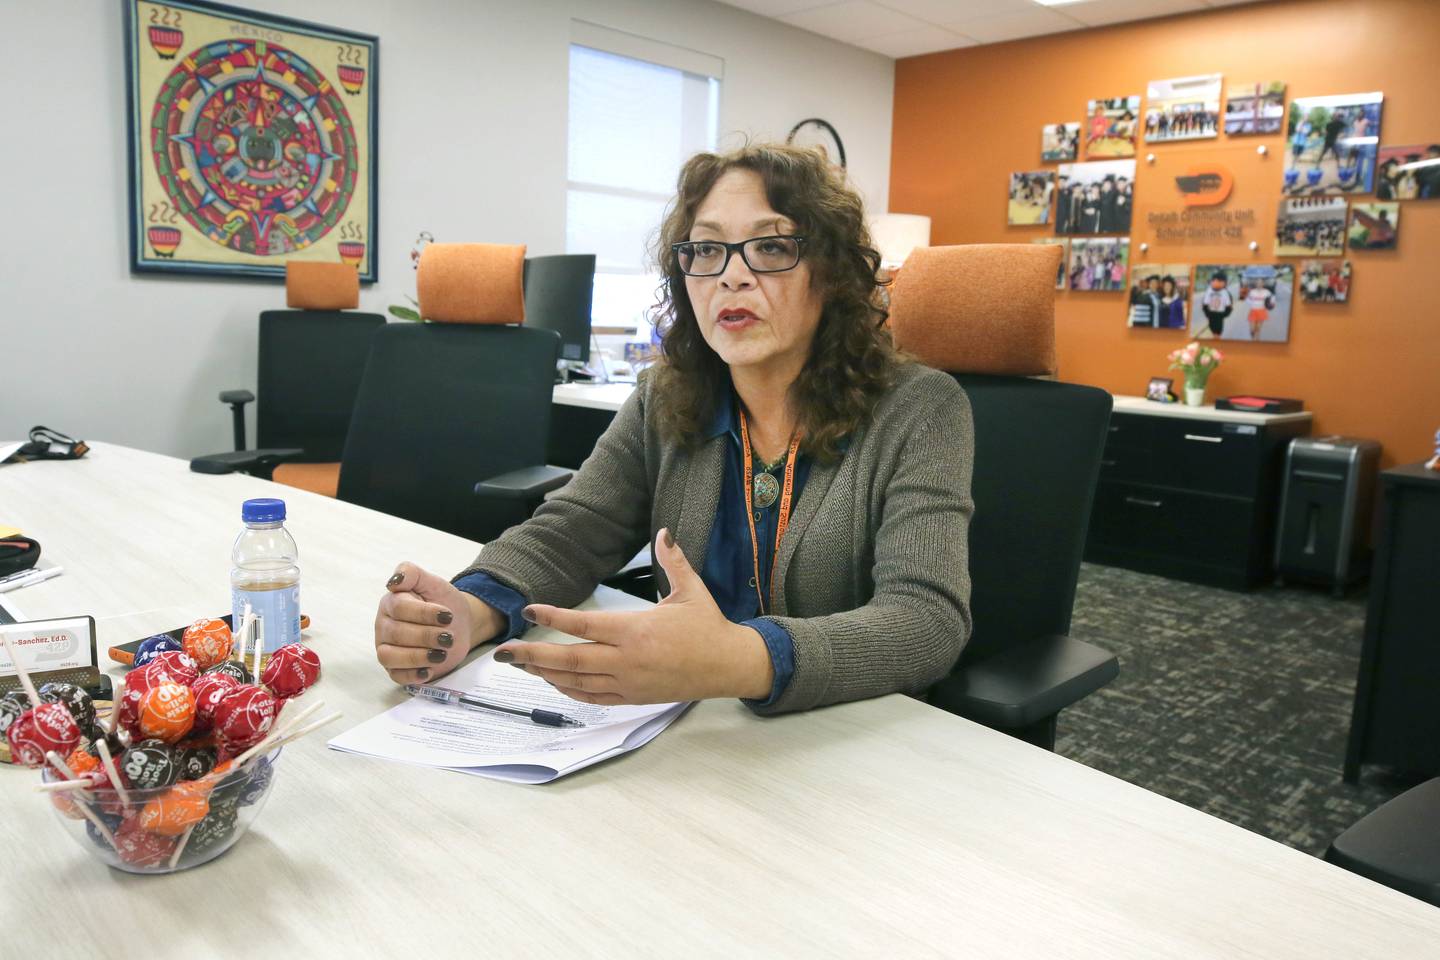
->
xmin=1167 ymin=341 xmax=1224 ymax=407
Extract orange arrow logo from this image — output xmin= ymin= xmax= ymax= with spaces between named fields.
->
xmin=1174 ymin=165 xmax=1234 ymax=206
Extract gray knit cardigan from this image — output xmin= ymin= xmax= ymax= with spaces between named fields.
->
xmin=456 ymin=361 xmax=974 ymax=715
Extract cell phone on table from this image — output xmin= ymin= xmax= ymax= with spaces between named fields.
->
xmin=107 ymin=613 xmax=312 ymax=668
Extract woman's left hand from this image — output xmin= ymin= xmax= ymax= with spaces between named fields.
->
xmin=496 ymin=529 xmax=774 ymax=705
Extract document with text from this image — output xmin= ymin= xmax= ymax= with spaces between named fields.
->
xmin=328 ymin=646 xmax=689 ymax=784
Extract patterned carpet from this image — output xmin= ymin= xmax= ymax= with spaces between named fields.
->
xmin=1055 ymin=562 xmax=1421 ymax=857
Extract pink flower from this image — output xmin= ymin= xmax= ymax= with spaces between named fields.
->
xmin=1212 ymin=349 xmax=1224 ymax=362
xmin=1198 ymin=354 xmax=1211 ymax=365
xmin=1182 ymin=349 xmax=1198 ymax=365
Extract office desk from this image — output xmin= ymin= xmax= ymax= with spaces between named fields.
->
xmin=550 ymin=381 xmax=635 ymax=468
xmin=2 ymin=444 xmax=1438 ymax=957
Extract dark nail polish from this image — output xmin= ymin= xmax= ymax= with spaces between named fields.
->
xmin=493 ymin=649 xmax=514 ymax=663
xmin=416 ymin=668 xmax=430 ymax=680
xmin=387 ymin=573 xmax=404 ymax=587
xmin=437 ymin=633 xmax=453 ymax=648
xmin=427 ymin=649 xmax=447 ymax=663
xmin=664 ymin=529 xmax=676 ymax=549
xmin=436 ymin=610 xmax=453 ymax=625
xmin=521 ymin=606 xmax=538 ymax=624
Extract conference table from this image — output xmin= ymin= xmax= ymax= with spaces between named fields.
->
xmin=2 ymin=444 xmax=1437 ymax=957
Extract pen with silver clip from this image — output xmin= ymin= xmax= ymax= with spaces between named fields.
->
xmin=404 ymin=683 xmax=586 ymax=728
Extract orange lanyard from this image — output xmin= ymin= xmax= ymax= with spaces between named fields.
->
xmin=738 ymin=409 xmax=801 ymax=616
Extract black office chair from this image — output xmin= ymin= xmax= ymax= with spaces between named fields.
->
xmin=523 ymin=254 xmax=596 ymax=369
xmin=890 ymin=243 xmax=1119 ymax=750
xmin=1325 ymin=778 xmax=1440 ymax=906
xmin=193 ymin=262 xmax=384 ymax=497
xmin=336 ymin=243 xmax=572 ymax=543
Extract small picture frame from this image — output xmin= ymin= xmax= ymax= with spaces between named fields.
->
xmin=1146 ymin=376 xmax=1175 ymax=403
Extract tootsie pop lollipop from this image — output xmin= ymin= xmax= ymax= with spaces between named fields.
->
xmin=137 ymin=682 xmax=196 ymax=744
xmin=212 ymin=684 xmax=277 ymax=753
xmin=119 ymin=742 xmax=180 ymax=790
xmin=0 ymin=690 xmax=27 ymax=738
xmin=204 ymin=660 xmax=252 ymax=684
xmin=133 ymin=634 xmax=182 ymax=667
xmin=259 ymin=643 xmax=321 ymax=700
xmin=37 ymin=682 xmax=96 ymax=734
xmin=113 ymin=818 xmax=177 ymax=867
xmin=138 ymin=780 xmax=211 ymax=836
xmin=7 ymin=704 xmax=83 ymax=768
xmin=146 ymin=650 xmax=199 ymax=687
xmin=189 ymin=671 xmax=240 ymax=735
xmin=181 ymin=618 xmax=232 ymax=670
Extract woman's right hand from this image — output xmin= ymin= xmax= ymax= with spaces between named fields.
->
xmin=374 ymin=562 xmax=505 ymax=685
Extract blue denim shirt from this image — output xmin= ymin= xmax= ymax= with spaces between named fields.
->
xmin=454 ymin=391 xmax=803 ymax=707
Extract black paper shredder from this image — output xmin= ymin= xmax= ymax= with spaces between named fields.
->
xmin=1275 ymin=436 xmax=1381 ymax=595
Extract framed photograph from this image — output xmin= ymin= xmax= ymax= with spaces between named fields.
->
xmin=1041 ymin=122 xmax=1080 ymax=162
xmin=1068 ymin=237 xmax=1130 ymax=292
xmin=1274 ymin=198 xmax=1347 ymax=256
xmin=1299 ymin=259 xmax=1351 ymax=303
xmin=1031 ymin=238 xmax=1069 ymax=290
xmin=1376 ymin=144 xmax=1440 ymax=199
xmin=1282 ymin=92 xmax=1383 ymax=196
xmin=1191 ymin=264 xmax=1295 ymax=342
xmin=1146 ymin=377 xmax=1175 ymax=402
xmin=1128 ymin=264 xmax=1190 ymax=329
xmin=1225 ymin=81 xmax=1286 ymax=136
xmin=1008 ymin=171 xmax=1054 ymax=225
xmin=1055 ymin=160 xmax=1135 ymax=236
xmin=124 ymin=0 xmax=379 ymax=281
xmin=1144 ymin=74 xmax=1221 ymax=142
xmin=1086 ymin=96 xmax=1141 ymax=158
xmin=1348 ymin=203 xmax=1400 ymax=250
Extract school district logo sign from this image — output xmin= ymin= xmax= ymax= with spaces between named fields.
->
xmin=1174 ymin=165 xmax=1234 ymax=206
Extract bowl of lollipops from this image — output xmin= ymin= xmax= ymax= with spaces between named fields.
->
xmin=2 ymin=613 xmax=337 ymax=874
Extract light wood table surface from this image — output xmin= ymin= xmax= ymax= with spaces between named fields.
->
xmin=2 ymin=443 xmax=1437 ymax=958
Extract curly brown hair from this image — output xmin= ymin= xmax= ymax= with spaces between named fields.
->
xmin=647 ymin=143 xmax=898 ymax=463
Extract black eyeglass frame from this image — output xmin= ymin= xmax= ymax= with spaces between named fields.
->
xmin=670 ymin=235 xmax=809 ymax=277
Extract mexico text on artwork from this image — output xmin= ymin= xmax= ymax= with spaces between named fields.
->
xmin=126 ymin=1 xmax=378 ymax=281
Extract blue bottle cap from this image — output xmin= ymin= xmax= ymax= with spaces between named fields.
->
xmin=241 ymin=498 xmax=286 ymax=523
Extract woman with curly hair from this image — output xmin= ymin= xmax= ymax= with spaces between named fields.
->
xmin=373 ymin=143 xmax=974 ymax=715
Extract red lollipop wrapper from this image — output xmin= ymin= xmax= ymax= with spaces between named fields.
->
xmin=189 ymin=672 xmax=240 ymax=735
xmin=181 ymin=618 xmax=233 ymax=670
xmin=147 ymin=650 xmax=199 ymax=687
xmin=138 ymin=682 xmax=196 ymax=744
xmin=114 ymin=818 xmax=178 ymax=866
xmin=213 ymin=685 xmax=277 ymax=752
xmin=260 ymin=643 xmax=322 ymax=700
xmin=7 ymin=703 xmax=83 ymax=768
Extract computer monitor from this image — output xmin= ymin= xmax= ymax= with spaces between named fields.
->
xmin=523 ymin=254 xmax=596 ymax=365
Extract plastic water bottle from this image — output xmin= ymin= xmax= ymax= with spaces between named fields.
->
xmin=231 ymin=498 xmax=301 ymax=661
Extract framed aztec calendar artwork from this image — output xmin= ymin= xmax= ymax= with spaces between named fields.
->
xmin=123 ymin=0 xmax=379 ymax=281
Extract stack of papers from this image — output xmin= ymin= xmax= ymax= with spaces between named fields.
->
xmin=329 ymin=650 xmax=689 ymax=784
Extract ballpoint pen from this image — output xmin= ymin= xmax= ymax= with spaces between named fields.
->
xmin=404 ymin=683 xmax=585 ymax=728
xmin=0 ymin=567 xmax=63 ymax=594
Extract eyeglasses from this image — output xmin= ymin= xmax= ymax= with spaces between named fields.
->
xmin=671 ymin=235 xmax=807 ymax=277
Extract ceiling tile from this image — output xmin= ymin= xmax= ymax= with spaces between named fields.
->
xmin=1061 ymin=0 xmax=1209 ymax=28
xmin=870 ymin=0 xmax=1035 ymax=23
xmin=864 ymin=25 xmax=977 ymax=58
xmin=715 ymin=0 xmax=838 ymax=16
xmin=942 ymin=7 xmax=1084 ymax=43
xmin=779 ymin=0 xmax=932 ymax=44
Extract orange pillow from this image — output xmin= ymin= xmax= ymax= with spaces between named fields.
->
xmin=285 ymin=261 xmax=359 ymax=310
xmin=416 ymin=243 xmax=526 ymax=325
xmin=888 ymin=244 xmax=1058 ymax=377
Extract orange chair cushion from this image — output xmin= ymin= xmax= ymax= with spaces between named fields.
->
xmin=416 ymin=243 xmax=526 ymax=325
xmin=272 ymin=462 xmax=341 ymax=499
xmin=888 ymin=244 xmax=1059 ymax=377
xmin=285 ymin=262 xmax=360 ymax=310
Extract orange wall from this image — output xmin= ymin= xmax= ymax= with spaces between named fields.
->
xmin=890 ymin=0 xmax=1439 ymax=467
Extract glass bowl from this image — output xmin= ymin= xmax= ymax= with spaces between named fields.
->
xmin=40 ymin=748 xmax=281 ymax=874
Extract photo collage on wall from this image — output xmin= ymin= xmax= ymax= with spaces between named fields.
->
xmin=1014 ymin=73 xmax=1428 ymax=333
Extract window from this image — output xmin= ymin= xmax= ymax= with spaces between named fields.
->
xmin=566 ymin=27 xmax=721 ymax=337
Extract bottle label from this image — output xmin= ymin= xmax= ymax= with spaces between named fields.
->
xmin=231 ymin=583 xmax=301 ymax=654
